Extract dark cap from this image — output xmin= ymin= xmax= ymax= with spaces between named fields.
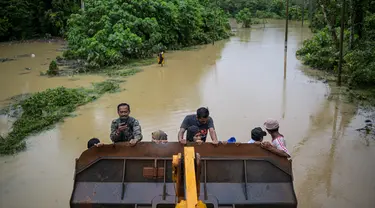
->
xmin=251 ymin=127 xmax=267 ymax=141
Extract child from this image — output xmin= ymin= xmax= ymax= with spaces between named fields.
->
xmin=87 ymin=138 xmax=104 ymax=149
xmin=186 ymin=126 xmax=203 ymax=144
xmin=248 ymin=127 xmax=267 ymax=144
xmin=152 ymin=130 xmax=168 ymax=144
xmin=261 ymin=119 xmax=291 ymax=158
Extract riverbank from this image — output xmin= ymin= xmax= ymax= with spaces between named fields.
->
xmin=301 ymin=67 xmax=375 ymax=109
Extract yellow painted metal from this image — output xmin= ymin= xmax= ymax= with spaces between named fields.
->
xmin=175 ymin=200 xmax=186 ymax=208
xmin=172 ymin=154 xmax=179 ymax=182
xmin=173 ymin=148 xmax=207 ymax=208
xmin=175 ymin=200 xmax=206 ymax=208
xmin=196 ymin=200 xmax=207 ymax=208
xmin=184 ymin=147 xmax=198 ymax=208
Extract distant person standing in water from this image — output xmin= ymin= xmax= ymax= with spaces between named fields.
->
xmin=158 ymin=51 xmax=165 ymax=66
xmin=260 ymin=119 xmax=290 ymax=158
xmin=178 ymin=107 xmax=219 ymax=144
xmin=110 ymin=103 xmax=143 ymax=145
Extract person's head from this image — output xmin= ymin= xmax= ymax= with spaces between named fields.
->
xmin=196 ymin=107 xmax=210 ymax=124
xmin=251 ymin=127 xmax=267 ymax=142
xmin=152 ymin=130 xmax=168 ymax=141
xmin=117 ymin=103 xmax=130 ymax=118
xmin=264 ymin=118 xmax=280 ymax=135
xmin=87 ymin=138 xmax=100 ymax=149
xmin=187 ymin=126 xmax=201 ymax=142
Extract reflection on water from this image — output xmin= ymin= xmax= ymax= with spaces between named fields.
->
xmin=0 ymin=20 xmax=375 ymax=208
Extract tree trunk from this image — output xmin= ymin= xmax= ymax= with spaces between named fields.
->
xmin=319 ymin=1 xmax=339 ymax=49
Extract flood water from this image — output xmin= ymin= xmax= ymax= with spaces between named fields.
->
xmin=1 ymin=20 xmax=375 ymax=208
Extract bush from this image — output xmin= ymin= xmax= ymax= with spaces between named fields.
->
xmin=64 ymin=0 xmax=231 ymax=69
xmin=0 ymin=80 xmax=120 ymax=155
xmin=236 ymin=8 xmax=252 ymax=28
xmin=47 ymin=60 xmax=59 ymax=76
xmin=296 ymin=29 xmax=338 ymax=70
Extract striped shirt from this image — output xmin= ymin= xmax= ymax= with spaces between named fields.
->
xmin=272 ymin=136 xmax=290 ymax=156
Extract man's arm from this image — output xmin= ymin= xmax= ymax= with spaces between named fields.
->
xmin=178 ymin=128 xmax=186 ymax=142
xmin=132 ymin=119 xmax=143 ymax=142
xmin=178 ymin=116 xmax=189 ymax=142
xmin=265 ymin=146 xmax=290 ymax=158
xmin=261 ymin=141 xmax=290 ymax=158
xmin=110 ymin=120 xmax=120 ymax=143
xmin=208 ymin=118 xmax=218 ymax=142
xmin=209 ymin=128 xmax=218 ymax=142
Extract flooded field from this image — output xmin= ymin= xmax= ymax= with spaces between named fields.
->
xmin=0 ymin=20 xmax=375 ymax=208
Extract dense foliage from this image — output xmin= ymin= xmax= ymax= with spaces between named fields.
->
xmin=0 ymin=80 xmax=120 ymax=155
xmin=63 ymin=0 xmax=231 ymax=68
xmin=297 ymin=0 xmax=375 ymax=90
xmin=213 ymin=0 xmax=308 ymax=20
xmin=0 ymin=0 xmax=80 ymax=41
xmin=236 ymin=8 xmax=253 ymax=28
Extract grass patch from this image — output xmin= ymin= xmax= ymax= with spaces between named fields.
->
xmin=106 ymin=68 xmax=142 ymax=77
xmin=0 ymin=80 xmax=120 ymax=155
xmin=125 ymin=58 xmax=155 ymax=67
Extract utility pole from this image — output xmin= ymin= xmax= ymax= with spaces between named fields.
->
xmin=338 ymin=0 xmax=345 ymax=86
xmin=284 ymin=0 xmax=289 ymax=79
xmin=213 ymin=0 xmax=218 ymax=45
xmin=81 ymin=0 xmax=85 ymax=10
xmin=302 ymin=0 xmax=305 ymax=26
xmin=309 ymin=0 xmax=312 ymax=23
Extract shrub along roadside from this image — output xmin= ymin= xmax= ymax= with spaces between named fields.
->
xmin=63 ymin=0 xmax=231 ymax=69
xmin=0 ymin=80 xmax=121 ymax=155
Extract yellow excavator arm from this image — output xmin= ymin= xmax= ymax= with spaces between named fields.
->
xmin=173 ymin=147 xmax=207 ymax=208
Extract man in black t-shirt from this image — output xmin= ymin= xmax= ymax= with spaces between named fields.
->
xmin=178 ymin=107 xmax=219 ymax=144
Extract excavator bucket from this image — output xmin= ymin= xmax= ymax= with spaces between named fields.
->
xmin=70 ymin=142 xmax=297 ymax=208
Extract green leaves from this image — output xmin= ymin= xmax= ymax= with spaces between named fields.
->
xmin=64 ymin=0 xmax=231 ymax=68
xmin=0 ymin=81 xmax=121 ymax=155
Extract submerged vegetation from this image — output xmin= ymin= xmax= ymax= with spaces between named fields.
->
xmin=0 ymin=80 xmax=120 ymax=155
xmin=296 ymin=0 xmax=375 ymax=104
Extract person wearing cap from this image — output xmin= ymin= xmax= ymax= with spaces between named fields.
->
xmin=248 ymin=127 xmax=267 ymax=144
xmin=261 ymin=119 xmax=291 ymax=158
xmin=178 ymin=107 xmax=219 ymax=144
xmin=152 ymin=130 xmax=168 ymax=144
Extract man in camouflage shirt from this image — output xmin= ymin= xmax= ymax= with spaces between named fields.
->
xmin=110 ymin=103 xmax=143 ymax=144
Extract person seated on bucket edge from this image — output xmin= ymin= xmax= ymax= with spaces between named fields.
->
xmin=248 ymin=127 xmax=267 ymax=144
xmin=178 ymin=107 xmax=219 ymax=145
xmin=110 ymin=103 xmax=143 ymax=146
xmin=260 ymin=119 xmax=291 ymax=158
xmin=87 ymin=138 xmax=104 ymax=149
xmin=152 ymin=130 xmax=168 ymax=144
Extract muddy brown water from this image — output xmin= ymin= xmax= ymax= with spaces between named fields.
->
xmin=1 ymin=20 xmax=375 ymax=208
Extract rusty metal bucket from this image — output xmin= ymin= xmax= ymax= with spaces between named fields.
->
xmin=70 ymin=142 xmax=297 ymax=208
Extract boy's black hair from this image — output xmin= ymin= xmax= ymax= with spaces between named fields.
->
xmin=197 ymin=107 xmax=209 ymax=119
xmin=87 ymin=138 xmax=100 ymax=149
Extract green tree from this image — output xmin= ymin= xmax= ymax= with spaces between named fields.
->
xmin=236 ymin=8 xmax=252 ymax=28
